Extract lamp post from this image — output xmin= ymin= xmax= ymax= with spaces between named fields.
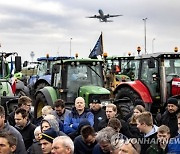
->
xmin=142 ymin=18 xmax=148 ymax=54
xmin=70 ymin=38 xmax=72 ymax=56
xmin=152 ymin=38 xmax=155 ymax=53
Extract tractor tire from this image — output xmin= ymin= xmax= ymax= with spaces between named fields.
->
xmin=114 ymin=87 xmax=141 ymax=117
xmin=36 ymin=82 xmax=49 ymax=92
xmin=34 ymin=92 xmax=48 ymax=119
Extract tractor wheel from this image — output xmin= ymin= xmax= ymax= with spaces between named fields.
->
xmin=114 ymin=87 xmax=141 ymax=117
xmin=36 ymin=82 xmax=49 ymax=92
xmin=34 ymin=92 xmax=48 ymax=119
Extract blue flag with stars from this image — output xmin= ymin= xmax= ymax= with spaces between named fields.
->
xmin=89 ymin=33 xmax=103 ymax=58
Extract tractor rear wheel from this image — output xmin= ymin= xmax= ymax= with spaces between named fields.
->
xmin=34 ymin=92 xmax=48 ymax=119
xmin=114 ymin=87 xmax=141 ymax=117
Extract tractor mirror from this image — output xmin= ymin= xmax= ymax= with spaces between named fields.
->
xmin=52 ymin=64 xmax=60 ymax=73
xmin=148 ymin=58 xmax=155 ymax=68
xmin=15 ymin=56 xmax=22 ymax=72
xmin=23 ymin=61 xmax=28 ymax=67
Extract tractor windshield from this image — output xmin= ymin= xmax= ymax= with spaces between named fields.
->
xmin=165 ymin=59 xmax=180 ymax=76
xmin=165 ymin=59 xmax=180 ymax=80
xmin=37 ymin=61 xmax=53 ymax=76
xmin=67 ymin=64 xmax=103 ymax=93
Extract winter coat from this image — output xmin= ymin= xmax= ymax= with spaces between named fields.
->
xmin=15 ymin=121 xmax=36 ymax=150
xmin=168 ymin=134 xmax=180 ymax=153
xmin=146 ymin=143 xmax=168 ymax=154
xmin=64 ymin=107 xmax=94 ymax=134
xmin=91 ymin=108 xmax=106 ymax=132
xmin=27 ymin=140 xmax=43 ymax=154
xmin=74 ymin=135 xmax=97 ymax=154
xmin=3 ymin=122 xmax=27 ymax=154
xmin=160 ymin=110 xmax=179 ymax=138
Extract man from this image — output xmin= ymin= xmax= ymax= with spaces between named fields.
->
xmin=52 ymin=99 xmax=71 ymax=123
xmin=40 ymin=128 xmax=58 ymax=154
xmin=136 ymin=111 xmax=158 ymax=154
xmin=118 ymin=138 xmax=141 ymax=154
xmin=92 ymin=127 xmax=117 ymax=154
xmin=97 ymin=104 xmax=131 ymax=137
xmin=90 ymin=99 xmax=106 ymax=132
xmin=168 ymin=112 xmax=180 ymax=153
xmin=0 ymin=105 xmax=26 ymax=154
xmin=8 ymin=96 xmax=34 ymax=126
xmin=64 ymin=97 xmax=94 ymax=134
xmin=14 ymin=108 xmax=36 ymax=150
xmin=98 ymin=104 xmax=118 ymax=131
xmin=0 ymin=132 xmax=17 ymax=154
xmin=74 ymin=125 xmax=97 ymax=154
xmin=51 ymin=136 xmax=74 ymax=154
xmin=160 ymin=97 xmax=179 ymax=137
xmin=146 ymin=125 xmax=170 ymax=154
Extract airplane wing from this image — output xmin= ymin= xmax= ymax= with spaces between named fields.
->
xmin=105 ymin=14 xmax=123 ymax=18
xmin=86 ymin=15 xmax=101 ymax=19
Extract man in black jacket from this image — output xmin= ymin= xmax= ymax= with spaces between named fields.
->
xmin=160 ymin=97 xmax=179 ymax=138
xmin=8 ymin=96 xmax=34 ymax=126
xmin=14 ymin=108 xmax=36 ymax=150
xmin=90 ymin=99 xmax=106 ymax=132
xmin=74 ymin=125 xmax=97 ymax=154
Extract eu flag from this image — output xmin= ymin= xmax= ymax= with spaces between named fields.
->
xmin=89 ymin=33 xmax=103 ymax=58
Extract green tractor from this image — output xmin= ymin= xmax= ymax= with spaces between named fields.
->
xmin=34 ymin=58 xmax=111 ymax=118
xmin=0 ymin=52 xmax=22 ymax=116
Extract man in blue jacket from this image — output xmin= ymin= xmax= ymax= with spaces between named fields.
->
xmin=64 ymin=97 xmax=94 ymax=135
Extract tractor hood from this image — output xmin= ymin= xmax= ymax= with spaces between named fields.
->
xmin=79 ymin=85 xmax=110 ymax=94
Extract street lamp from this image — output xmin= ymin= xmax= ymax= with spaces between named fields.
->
xmin=152 ymin=38 xmax=155 ymax=53
xmin=142 ymin=18 xmax=148 ymax=54
xmin=70 ymin=38 xmax=72 ymax=56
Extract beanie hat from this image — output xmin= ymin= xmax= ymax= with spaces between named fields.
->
xmin=40 ymin=128 xmax=58 ymax=143
xmin=167 ymin=97 xmax=178 ymax=107
xmin=92 ymin=99 xmax=101 ymax=104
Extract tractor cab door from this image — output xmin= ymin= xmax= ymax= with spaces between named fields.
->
xmin=140 ymin=59 xmax=159 ymax=98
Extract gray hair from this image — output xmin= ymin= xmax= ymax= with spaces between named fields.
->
xmin=34 ymin=126 xmax=41 ymax=135
xmin=96 ymin=127 xmax=117 ymax=143
xmin=53 ymin=136 xmax=74 ymax=154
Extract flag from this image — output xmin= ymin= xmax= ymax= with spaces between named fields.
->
xmin=89 ymin=33 xmax=104 ymax=58
xmin=11 ymin=77 xmax=16 ymax=94
xmin=10 ymin=56 xmax=14 ymax=74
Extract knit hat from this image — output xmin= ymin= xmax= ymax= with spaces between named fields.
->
xmin=92 ymin=99 xmax=101 ymax=104
xmin=167 ymin=97 xmax=178 ymax=107
xmin=40 ymin=128 xmax=58 ymax=143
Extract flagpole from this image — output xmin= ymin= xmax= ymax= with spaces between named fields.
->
xmin=101 ymin=31 xmax=104 ymax=54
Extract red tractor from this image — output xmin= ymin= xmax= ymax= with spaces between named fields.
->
xmin=114 ymin=52 xmax=180 ymax=115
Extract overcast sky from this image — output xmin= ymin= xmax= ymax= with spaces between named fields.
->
xmin=0 ymin=0 xmax=180 ymax=61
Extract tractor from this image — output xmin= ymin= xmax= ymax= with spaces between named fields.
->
xmin=0 ymin=52 xmax=22 ymax=116
xmin=34 ymin=58 xmax=111 ymax=118
xmin=103 ymin=54 xmax=136 ymax=97
xmin=113 ymin=52 xmax=180 ymax=116
xmin=27 ymin=55 xmax=74 ymax=98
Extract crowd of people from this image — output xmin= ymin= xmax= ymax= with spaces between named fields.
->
xmin=0 ymin=95 xmax=180 ymax=154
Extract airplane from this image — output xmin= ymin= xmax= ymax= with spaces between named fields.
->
xmin=86 ymin=9 xmax=123 ymax=22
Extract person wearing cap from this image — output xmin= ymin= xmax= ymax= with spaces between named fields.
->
xmin=90 ymin=99 xmax=106 ymax=132
xmin=160 ymin=97 xmax=179 ymax=138
xmin=39 ymin=128 xmax=58 ymax=154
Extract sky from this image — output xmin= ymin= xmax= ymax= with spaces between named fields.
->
xmin=0 ymin=0 xmax=180 ymax=62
